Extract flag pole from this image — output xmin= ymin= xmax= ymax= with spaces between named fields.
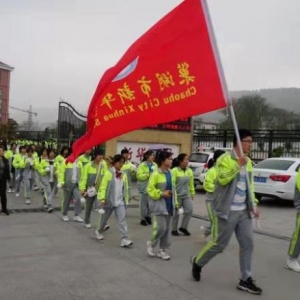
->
xmin=201 ymin=0 xmax=260 ymax=226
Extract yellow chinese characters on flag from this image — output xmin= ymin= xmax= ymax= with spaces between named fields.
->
xmin=69 ymin=0 xmax=228 ymax=161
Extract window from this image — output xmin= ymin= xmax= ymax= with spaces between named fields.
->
xmin=255 ymin=160 xmax=295 ymax=171
xmin=189 ymin=153 xmax=210 ymax=163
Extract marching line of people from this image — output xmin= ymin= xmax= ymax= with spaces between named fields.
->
xmin=1 ymin=129 xmax=300 ymax=296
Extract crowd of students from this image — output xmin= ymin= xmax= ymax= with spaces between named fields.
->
xmin=1 ymin=129 xmax=300 ymax=296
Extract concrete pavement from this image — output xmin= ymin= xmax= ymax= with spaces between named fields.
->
xmin=1 ymin=187 xmax=300 ymax=300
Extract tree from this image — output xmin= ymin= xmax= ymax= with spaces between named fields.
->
xmin=0 ymin=118 xmax=18 ymax=140
xmin=219 ymin=95 xmax=270 ymax=130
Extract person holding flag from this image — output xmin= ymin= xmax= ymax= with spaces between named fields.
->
xmin=285 ymin=170 xmax=300 ymax=272
xmin=191 ymin=129 xmax=262 ymax=295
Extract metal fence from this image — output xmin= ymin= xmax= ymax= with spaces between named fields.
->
xmin=57 ymin=101 xmax=87 ymax=147
xmin=193 ymin=129 xmax=300 ymax=162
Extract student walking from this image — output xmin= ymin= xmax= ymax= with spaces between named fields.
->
xmin=0 ymin=145 xmax=11 ymax=215
xmin=202 ymin=150 xmax=225 ymax=237
xmin=79 ymin=149 xmax=106 ymax=228
xmin=285 ymin=169 xmax=300 ymax=272
xmin=191 ymin=129 xmax=262 ymax=295
xmin=137 ymin=150 xmax=157 ymax=226
xmin=36 ymin=148 xmax=54 ymax=213
xmin=146 ymin=151 xmax=178 ymax=260
xmin=121 ymin=149 xmax=137 ymax=201
xmin=4 ymin=142 xmax=17 ymax=193
xmin=57 ymin=157 xmax=84 ymax=222
xmin=171 ymin=153 xmax=195 ymax=236
xmin=95 ymin=154 xmax=133 ymax=247
xmin=13 ymin=146 xmax=27 ymax=197
xmin=23 ymin=147 xmax=36 ymax=205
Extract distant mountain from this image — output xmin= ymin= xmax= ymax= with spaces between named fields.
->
xmin=198 ymin=88 xmax=300 ymax=123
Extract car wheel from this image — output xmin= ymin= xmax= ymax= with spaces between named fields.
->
xmin=255 ymin=193 xmax=262 ymax=201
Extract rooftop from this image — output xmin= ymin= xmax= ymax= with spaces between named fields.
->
xmin=0 ymin=61 xmax=14 ymax=71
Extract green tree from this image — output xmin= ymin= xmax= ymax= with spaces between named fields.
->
xmin=219 ymin=95 xmax=270 ymax=130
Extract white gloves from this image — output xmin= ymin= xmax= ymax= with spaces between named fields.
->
xmin=45 ymin=167 xmax=50 ymax=172
xmin=98 ymin=208 xmax=105 ymax=214
xmin=57 ymin=183 xmax=62 ymax=189
xmin=80 ymin=197 xmax=86 ymax=204
xmin=30 ymin=161 xmax=34 ymax=166
xmin=178 ymin=207 xmax=184 ymax=215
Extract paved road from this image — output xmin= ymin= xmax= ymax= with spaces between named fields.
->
xmin=1 ymin=184 xmax=299 ymax=300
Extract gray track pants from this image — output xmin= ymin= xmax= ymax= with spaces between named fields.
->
xmin=288 ymin=212 xmax=300 ymax=259
xmin=85 ymin=196 xmax=96 ymax=224
xmin=61 ymin=184 xmax=82 ymax=216
xmin=24 ymin=178 xmax=34 ymax=199
xmin=172 ymin=197 xmax=193 ymax=231
xmin=151 ymin=214 xmax=172 ymax=249
xmin=97 ymin=204 xmax=128 ymax=239
xmin=140 ymin=193 xmax=150 ymax=221
xmin=195 ymin=210 xmax=253 ymax=281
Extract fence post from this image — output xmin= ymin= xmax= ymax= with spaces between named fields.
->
xmin=223 ymin=130 xmax=227 ymax=148
xmin=268 ymin=130 xmax=273 ymax=158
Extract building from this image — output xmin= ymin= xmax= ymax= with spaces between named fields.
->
xmin=0 ymin=61 xmax=14 ymax=125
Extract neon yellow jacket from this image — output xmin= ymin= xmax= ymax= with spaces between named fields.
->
xmin=147 ymin=169 xmax=178 ymax=215
xmin=171 ymin=167 xmax=195 ymax=199
xmin=136 ymin=161 xmax=158 ymax=193
xmin=36 ymin=157 xmax=50 ymax=176
xmin=78 ymin=154 xmax=92 ymax=167
xmin=97 ymin=168 xmax=129 ymax=206
xmin=212 ymin=152 xmax=258 ymax=219
xmin=58 ymin=161 xmax=83 ymax=186
xmin=203 ymin=166 xmax=217 ymax=193
xmin=12 ymin=154 xmax=26 ymax=169
xmin=79 ymin=160 xmax=107 ymax=191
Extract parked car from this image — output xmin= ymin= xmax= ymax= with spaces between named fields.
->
xmin=189 ymin=147 xmax=231 ymax=187
xmin=253 ymin=157 xmax=300 ymax=201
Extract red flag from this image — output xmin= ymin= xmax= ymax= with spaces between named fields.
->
xmin=69 ymin=0 xmax=227 ymax=161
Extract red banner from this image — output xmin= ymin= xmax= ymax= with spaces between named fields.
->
xmin=69 ymin=0 xmax=227 ymax=161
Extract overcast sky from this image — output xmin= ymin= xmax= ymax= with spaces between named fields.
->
xmin=0 ymin=0 xmax=299 ymax=123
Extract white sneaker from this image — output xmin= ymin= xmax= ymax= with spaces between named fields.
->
xmin=8 ymin=189 xmax=12 ymax=193
xmin=104 ymin=224 xmax=110 ymax=231
xmin=85 ymin=223 xmax=92 ymax=228
xmin=73 ymin=216 xmax=84 ymax=223
xmin=47 ymin=207 xmax=53 ymax=213
xmin=25 ymin=199 xmax=31 ymax=205
xmin=62 ymin=215 xmax=69 ymax=222
xmin=157 ymin=249 xmax=171 ymax=260
xmin=121 ymin=238 xmax=133 ymax=247
xmin=12 ymin=189 xmax=15 ymax=193
xmin=33 ymin=186 xmax=39 ymax=191
xmin=43 ymin=205 xmax=48 ymax=209
xmin=147 ymin=241 xmax=156 ymax=257
xmin=16 ymin=193 xmax=20 ymax=197
xmin=285 ymin=258 xmax=300 ymax=273
xmin=95 ymin=230 xmax=104 ymax=240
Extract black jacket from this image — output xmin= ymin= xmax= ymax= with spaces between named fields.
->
xmin=0 ymin=157 xmax=10 ymax=182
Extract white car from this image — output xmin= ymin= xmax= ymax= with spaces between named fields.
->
xmin=189 ymin=152 xmax=213 ymax=187
xmin=253 ymin=157 xmax=300 ymax=201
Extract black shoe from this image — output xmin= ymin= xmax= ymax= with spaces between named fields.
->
xmin=140 ymin=220 xmax=148 ymax=226
xmin=191 ymin=256 xmax=201 ymax=282
xmin=237 ymin=277 xmax=262 ymax=295
xmin=172 ymin=230 xmax=179 ymax=236
xmin=145 ymin=217 xmax=152 ymax=225
xmin=2 ymin=210 xmax=9 ymax=216
xmin=179 ymin=227 xmax=191 ymax=236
